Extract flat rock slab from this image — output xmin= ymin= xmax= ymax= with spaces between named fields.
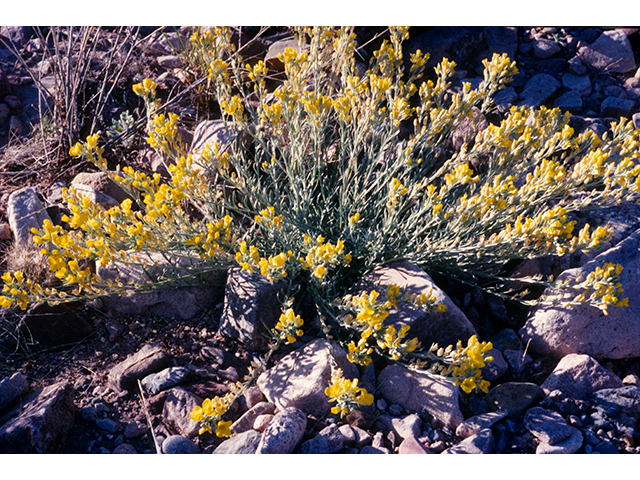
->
xmin=485 ymin=382 xmax=545 ymax=419
xmin=578 ymin=29 xmax=636 ymax=73
xmin=591 ymin=385 xmax=640 ymax=417
xmin=535 ymin=426 xmax=583 ymax=454
xmin=520 ymin=228 xmax=640 ymax=360
xmin=442 ymin=428 xmax=495 ymax=454
xmin=0 ymin=382 xmax=74 ymax=453
xmin=141 ymin=366 xmax=190 ymax=396
xmin=523 ymin=407 xmax=573 ymax=445
xmin=108 ymin=342 xmax=172 ymax=392
xmin=377 ymin=363 xmax=463 ymax=429
xmin=540 ymin=354 xmax=623 ymax=399
xmin=214 ymin=429 xmax=262 ymax=454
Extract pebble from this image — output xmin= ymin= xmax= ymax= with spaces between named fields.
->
xmin=376 ymin=399 xmax=388 ymax=411
xmin=442 ymin=428 xmax=495 ymax=454
xmin=95 ymin=418 xmax=120 ymax=433
xmin=161 ymin=435 xmax=201 ymax=454
xmin=523 ymin=407 xmax=573 ymax=445
xmin=456 ymin=411 xmax=508 ymax=439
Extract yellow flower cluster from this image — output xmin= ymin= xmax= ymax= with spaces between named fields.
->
xmin=387 ymin=177 xmax=409 ymax=211
xmin=69 ymin=133 xmax=107 ymax=170
xmin=254 ymin=206 xmax=283 ymax=230
xmin=189 ymin=393 xmax=234 ymax=437
xmin=325 ymin=369 xmax=374 ymax=418
xmin=377 ymin=324 xmax=421 ymax=360
xmin=146 ymin=112 xmax=185 ymax=159
xmin=564 ymin=262 xmax=628 ymax=314
xmin=132 ymin=78 xmax=157 ymax=100
xmin=300 ymin=234 xmax=351 ymax=281
xmin=274 ymin=308 xmax=304 ymax=344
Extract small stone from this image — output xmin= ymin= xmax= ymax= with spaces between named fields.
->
xmin=398 ymin=435 xmax=432 ymax=454
xmin=519 ymin=73 xmax=561 ymax=108
xmin=481 ymin=349 xmax=509 ymax=382
xmin=622 ymin=373 xmax=640 ymax=386
xmin=600 ymin=96 xmax=635 ymax=118
xmin=485 ymin=382 xmax=545 ymax=419
xmin=568 ymin=56 xmax=587 ymax=75
xmin=540 ymin=354 xmax=623 ymax=399
xmin=230 ymin=401 xmax=276 ymax=435
xmin=359 ymin=445 xmax=389 ymax=454
xmin=7 ymin=187 xmax=51 ymax=249
xmin=376 ymin=399 xmax=388 ymax=411
xmin=108 ymin=342 xmax=172 ymax=393
xmin=123 ymin=421 xmax=148 ymax=439
xmin=255 ymin=407 xmax=307 ymax=454
xmin=253 ymin=414 xmax=274 ymax=432
xmin=338 ymin=424 xmax=356 ymax=444
xmin=503 ymin=349 xmax=533 ymax=373
xmin=214 ymin=429 xmax=262 ymax=454
xmin=113 ymin=443 xmax=138 ymax=454
xmin=594 ymin=439 xmax=619 ymax=454
xmin=162 ymin=388 xmax=203 ymax=438
xmin=161 ymin=435 xmax=200 ymax=454
xmin=455 ymin=411 xmax=508 ymax=439
xmin=0 ymin=372 xmax=28 ymax=412
xmin=523 ymin=407 xmax=573 ymax=445
xmin=78 ymin=406 xmax=98 ymax=422
xmin=298 ymin=424 xmax=344 ymax=454
xmin=96 ymin=418 xmax=120 ymax=433
xmin=554 ymin=90 xmax=583 ymax=112
xmin=442 ymin=428 xmax=494 ymax=454
xmin=533 ymin=38 xmax=561 ymax=59
xmin=388 ymin=404 xmax=403 ymax=416
xmin=351 ymin=426 xmax=372 ymax=447
xmin=141 ymin=366 xmax=190 ymax=396
xmin=157 ymin=55 xmax=182 ymax=68
xmin=535 ymin=426 xmax=583 ymax=454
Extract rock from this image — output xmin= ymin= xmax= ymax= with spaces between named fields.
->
xmin=108 ymin=342 xmax=172 ymax=393
xmin=503 ymin=349 xmax=533 ymax=373
xmin=265 ymin=39 xmax=307 ymax=71
xmin=398 ymin=435 xmax=432 ymax=454
xmin=591 ymin=386 xmax=640 ymax=417
xmin=377 ymin=413 xmax=422 ymax=440
xmin=0 ymin=26 xmax=32 ymax=46
xmin=7 ymin=187 xmax=51 ymax=249
xmin=600 ymin=96 xmax=635 ymax=118
xmin=377 ymin=363 xmax=464 ymax=429
xmin=455 ymin=411 xmax=508 ymax=439
xmin=0 ymin=382 xmax=74 ymax=453
xmin=255 ymin=407 xmax=307 ymax=454
xmin=157 ymin=55 xmax=182 ymax=68
xmin=485 ymin=382 xmax=545 ymax=419
xmin=162 ymin=388 xmax=203 ymax=438
xmin=219 ymin=268 xmax=286 ymax=351
xmin=161 ymin=434 xmax=200 ymax=454
xmin=113 ymin=443 xmax=138 ymax=454
xmin=71 ymin=172 xmax=131 ymax=205
xmin=451 ymin=107 xmax=488 ymax=150
xmin=519 ymin=73 xmax=561 ymax=108
xmin=360 ymin=445 xmax=389 ymax=454
xmin=214 ymin=429 xmax=262 ymax=454
xmin=123 ymin=420 xmax=148 ymax=439
xmin=568 ymin=56 xmax=587 ymax=75
xmin=353 ymin=262 xmax=477 ymax=349
xmin=0 ymin=67 xmax=11 ymax=99
xmin=405 ymin=27 xmax=487 ymax=73
xmin=0 ymin=373 xmax=28 ymax=413
xmin=533 ymin=38 xmax=561 ymax=59
xmin=484 ymin=27 xmax=519 ymax=62
xmin=520 ymin=229 xmax=640 ymax=360
xmin=578 ymin=29 xmax=636 ymax=73
xmin=20 ymin=302 xmax=94 ymax=349
xmin=253 ymin=414 xmax=274 ymax=432
xmin=523 ymin=407 xmax=573 ymax=445
xmin=189 ymin=119 xmax=240 ymax=164
xmin=256 ymin=338 xmax=358 ymax=417
xmin=299 ymin=423 xmax=344 ymax=454
xmin=95 ymin=418 xmax=120 ymax=433
xmin=241 ymin=386 xmax=264 ymax=410
xmin=230 ymin=401 xmax=276 ymax=435
xmin=540 ymin=354 xmax=623 ymax=399
xmin=535 ymin=426 xmax=583 ymax=454
xmin=78 ymin=406 xmax=97 ymax=422
xmin=141 ymin=366 xmax=190 ymax=396
xmin=442 ymin=428 xmax=495 ymax=454
xmin=69 ymin=184 xmax=119 ymax=209
xmin=594 ymin=439 xmax=619 ymax=454
xmin=493 ymin=86 xmax=518 ymax=110
xmin=554 ymin=90 xmax=583 ymax=113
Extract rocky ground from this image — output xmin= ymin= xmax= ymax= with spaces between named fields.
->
xmin=2 ymin=26 xmax=640 ymax=455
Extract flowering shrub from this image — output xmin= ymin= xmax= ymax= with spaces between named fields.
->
xmin=2 ymin=27 xmax=639 ymax=426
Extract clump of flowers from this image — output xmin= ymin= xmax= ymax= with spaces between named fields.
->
xmin=325 ymin=368 xmax=374 ymax=418
xmin=189 ymin=393 xmax=235 ymax=437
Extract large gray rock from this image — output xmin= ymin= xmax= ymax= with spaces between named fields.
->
xmin=161 ymin=435 xmax=201 ymax=454
xmin=219 ymin=268 xmax=285 ymax=351
xmin=108 ymin=342 xmax=172 ymax=392
xmin=540 ymin=354 xmax=623 ymax=399
xmin=578 ymin=29 xmax=637 ymax=73
xmin=255 ymin=407 xmax=307 ymax=454
xmin=520 ymin=228 xmax=640 ymax=360
xmin=162 ymin=388 xmax=204 ymax=438
xmin=353 ymin=261 xmax=477 ymax=349
xmin=377 ymin=364 xmax=463 ymax=429
xmin=0 ymin=382 xmax=74 ymax=453
xmin=0 ymin=373 xmax=28 ymax=412
xmin=7 ymin=187 xmax=51 ymax=249
xmin=518 ymin=73 xmax=561 ymax=108
xmin=214 ymin=429 xmax=262 ymax=454
xmin=256 ymin=339 xmax=358 ymax=417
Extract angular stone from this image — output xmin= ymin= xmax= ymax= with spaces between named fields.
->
xmin=71 ymin=171 xmax=132 ymax=204
xmin=485 ymin=382 xmax=545 ymax=419
xmin=219 ymin=268 xmax=286 ymax=351
xmin=256 ymin=339 xmax=358 ymax=417
xmin=214 ymin=429 xmax=262 ymax=454
xmin=162 ymin=388 xmax=203 ymax=438
xmin=190 ymin=119 xmax=240 ymax=164
xmin=377 ymin=413 xmax=422 ymax=440
xmin=398 ymin=435 xmax=432 ymax=454
xmin=520 ymin=229 xmax=640 ymax=360
xmin=535 ymin=426 xmax=583 ymax=454
xmin=540 ymin=354 xmax=623 ymax=399
xmin=141 ymin=366 xmax=190 ymax=396
xmin=493 ymin=87 xmax=518 ymax=110
xmin=519 ymin=73 xmax=561 ymax=108
xmin=299 ymin=423 xmax=344 ymax=454
xmin=533 ymin=38 xmax=561 ymax=59
xmin=442 ymin=428 xmax=494 ymax=454
xmin=230 ymin=401 xmax=276 ymax=435
xmin=591 ymin=386 xmax=640 ymax=417
xmin=255 ymin=407 xmax=306 ymax=454
xmin=68 ymin=184 xmax=119 ymax=209
xmin=7 ymin=187 xmax=51 ymax=249
xmin=600 ymin=96 xmax=635 ymax=118
xmin=353 ymin=261 xmax=477 ymax=349
xmin=360 ymin=445 xmax=389 ymax=454
xmin=554 ymin=90 xmax=583 ymax=113
xmin=108 ymin=342 xmax=172 ymax=392
xmin=0 ymin=373 xmax=28 ymax=413
xmin=377 ymin=363 xmax=463 ymax=429
xmin=455 ymin=411 xmax=508 ymax=439
xmin=96 ymin=418 xmax=120 ymax=433
xmin=503 ymin=349 xmax=533 ymax=373
xmin=523 ymin=407 xmax=573 ymax=445
xmin=0 ymin=382 xmax=74 ymax=453
xmin=157 ymin=55 xmax=182 ymax=68
xmin=578 ymin=29 xmax=636 ymax=73
xmin=253 ymin=414 xmax=274 ymax=432
xmin=451 ymin=107 xmax=488 ymax=150
xmin=161 ymin=434 xmax=200 ymax=454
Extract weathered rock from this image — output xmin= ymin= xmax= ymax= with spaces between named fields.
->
xmin=0 ymin=382 xmax=74 ymax=453
xmin=108 ymin=342 xmax=172 ymax=392
xmin=578 ymin=29 xmax=637 ymax=73
xmin=600 ymin=96 xmax=635 ymax=118
xmin=455 ymin=411 xmax=508 ymax=439
xmin=253 ymin=414 xmax=274 ymax=432
xmin=141 ymin=366 xmax=190 ymax=396
xmin=68 ymin=184 xmax=119 ymax=209
xmin=519 ymin=73 xmax=561 ymax=108
xmin=7 ymin=187 xmax=51 ymax=249
xmin=123 ymin=420 xmax=148 ymax=439
xmin=591 ymin=386 xmax=640 ymax=417
xmin=161 ymin=434 xmax=201 ymax=454
xmin=540 ymin=354 xmax=623 ymax=399
xmin=256 ymin=339 xmax=358 ymax=417
xmin=554 ymin=90 xmax=583 ymax=113
xmin=0 ymin=67 xmax=12 ymax=98
xmin=0 ymin=373 xmax=28 ymax=413
xmin=20 ymin=302 xmax=93 ymax=349
xmin=520 ymin=228 xmax=640 ymax=360
xmin=493 ymin=86 xmax=518 ymax=110
xmin=405 ymin=27 xmax=487 ymax=72
xmin=219 ymin=268 xmax=286 ymax=351
xmin=71 ymin=172 xmax=131 ymax=204
xmin=265 ymin=39 xmax=307 ymax=71
xmin=162 ymin=388 xmax=203 ymax=438
xmin=299 ymin=423 xmax=344 ymax=454
xmin=113 ymin=443 xmax=138 ymax=454
xmin=360 ymin=445 xmax=389 ymax=454
xmin=377 ymin=363 xmax=464 ymax=429
xmin=214 ymin=429 xmax=262 ymax=454
xmin=523 ymin=407 xmax=573 ymax=445
xmin=255 ymin=407 xmax=306 ymax=454
xmin=353 ymin=262 xmax=477 ymax=349
xmin=230 ymin=401 xmax=276 ymax=435
xmin=157 ymin=55 xmax=182 ymax=68
xmin=376 ymin=413 xmax=422 ymax=440
xmin=451 ymin=107 xmax=488 ymax=150
xmin=189 ymin=119 xmax=240 ymax=164
xmin=442 ymin=428 xmax=494 ymax=454
xmin=398 ymin=435 xmax=432 ymax=454
xmin=503 ymin=349 xmax=533 ymax=373
xmin=485 ymin=382 xmax=545 ymax=419
xmin=535 ymin=426 xmax=583 ymax=454
xmin=96 ymin=418 xmax=120 ymax=433
xmin=533 ymin=38 xmax=561 ymax=59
